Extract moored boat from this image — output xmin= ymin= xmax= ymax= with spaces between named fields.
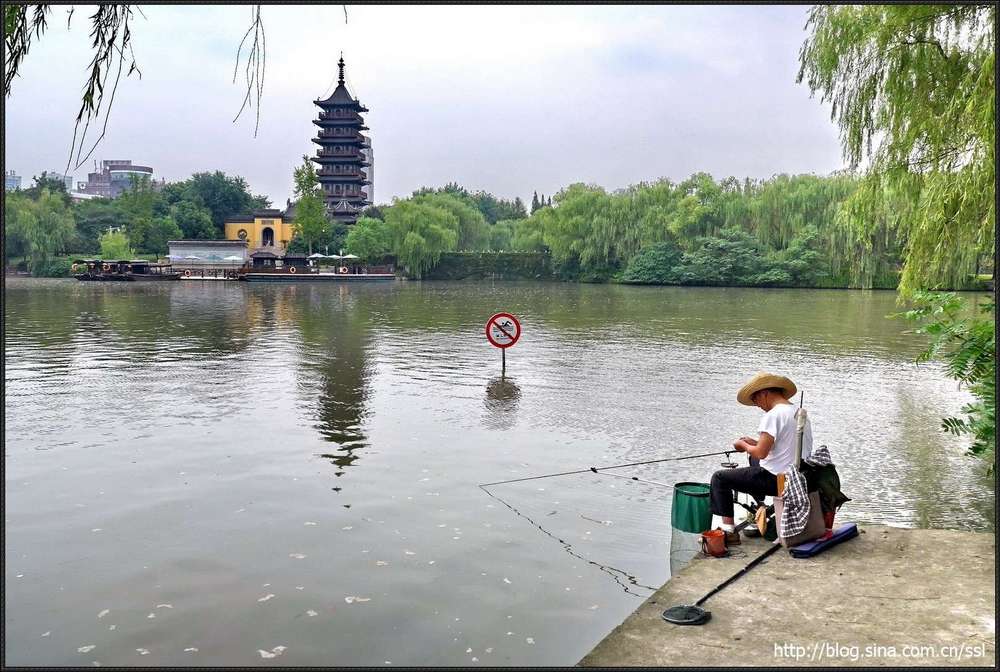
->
xmin=73 ymin=259 xmax=180 ymax=281
xmin=125 ymin=260 xmax=181 ymax=281
xmin=243 ymin=270 xmax=396 ymax=282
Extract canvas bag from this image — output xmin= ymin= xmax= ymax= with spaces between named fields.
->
xmin=773 ymin=491 xmax=826 ymax=547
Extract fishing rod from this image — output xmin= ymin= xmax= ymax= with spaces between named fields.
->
xmin=662 ymin=541 xmax=782 ymax=625
xmin=478 ymin=450 xmax=734 ymax=488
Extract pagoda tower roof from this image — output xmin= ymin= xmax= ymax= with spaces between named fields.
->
xmin=316 ymin=83 xmax=358 ymax=106
xmin=315 ymin=55 xmax=365 ymax=108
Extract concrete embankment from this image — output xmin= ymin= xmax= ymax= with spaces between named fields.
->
xmin=580 ymin=525 xmax=995 ymax=667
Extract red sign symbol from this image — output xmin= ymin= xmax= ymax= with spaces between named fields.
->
xmin=486 ymin=313 xmax=521 ymax=349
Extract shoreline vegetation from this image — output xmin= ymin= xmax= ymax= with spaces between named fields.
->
xmin=7 ymin=172 xmax=990 ymax=292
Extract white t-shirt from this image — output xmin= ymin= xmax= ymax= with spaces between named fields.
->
xmin=757 ymin=403 xmax=812 ymax=475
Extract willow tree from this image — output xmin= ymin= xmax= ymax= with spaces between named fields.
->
xmin=383 ymin=200 xmax=458 ymax=278
xmin=5 ymin=189 xmax=77 ymax=273
xmin=798 ymin=4 xmax=995 ymax=294
xmin=800 ymin=5 xmax=995 ymax=469
xmin=412 ymin=192 xmax=490 ymax=251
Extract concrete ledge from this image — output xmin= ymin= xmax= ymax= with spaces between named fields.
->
xmin=579 ymin=525 xmax=995 ymax=667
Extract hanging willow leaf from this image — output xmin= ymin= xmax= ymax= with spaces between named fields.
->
xmin=797 ymin=4 xmax=995 ymax=296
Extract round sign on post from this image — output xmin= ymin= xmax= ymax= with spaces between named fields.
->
xmin=486 ymin=313 xmax=520 ymax=377
xmin=486 ymin=313 xmax=521 ymax=348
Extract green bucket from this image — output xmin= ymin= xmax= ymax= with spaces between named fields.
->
xmin=671 ymin=482 xmax=712 ymax=534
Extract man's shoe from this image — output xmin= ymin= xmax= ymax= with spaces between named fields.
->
xmin=723 ymin=528 xmax=741 ymax=546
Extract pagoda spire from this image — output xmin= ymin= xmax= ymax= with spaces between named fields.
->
xmin=338 ymin=53 xmax=345 ymax=86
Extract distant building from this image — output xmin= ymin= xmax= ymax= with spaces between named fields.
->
xmin=43 ymin=171 xmax=74 ymax=192
xmin=224 ymin=209 xmax=296 ymax=252
xmin=311 ymin=56 xmax=372 ymax=224
xmin=4 ymin=170 xmax=21 ymax=191
xmin=361 ymin=136 xmax=374 ymax=205
xmin=79 ymin=160 xmax=155 ymax=198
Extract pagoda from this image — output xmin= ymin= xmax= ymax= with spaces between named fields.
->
xmin=312 ymin=56 xmax=372 ymax=224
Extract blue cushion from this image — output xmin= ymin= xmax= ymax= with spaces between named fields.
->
xmin=789 ymin=522 xmax=859 ymax=558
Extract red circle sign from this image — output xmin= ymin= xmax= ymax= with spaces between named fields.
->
xmin=486 ymin=313 xmax=521 ymax=349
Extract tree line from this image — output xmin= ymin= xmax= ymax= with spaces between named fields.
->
xmin=4 ymin=171 xmax=271 ymax=274
xmin=344 ymin=171 xmax=933 ymax=289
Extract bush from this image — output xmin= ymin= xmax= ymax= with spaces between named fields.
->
xmin=902 ymin=292 xmax=995 ymax=474
xmin=31 ymin=256 xmax=76 ymax=277
xmin=672 ymin=228 xmax=764 ymax=286
xmin=621 ymin=242 xmax=683 ymax=284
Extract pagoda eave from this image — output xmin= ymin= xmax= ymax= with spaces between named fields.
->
xmin=314 ymin=101 xmax=369 ymax=113
xmin=312 ymin=136 xmax=363 ymax=143
xmin=313 ymin=121 xmax=369 ymax=131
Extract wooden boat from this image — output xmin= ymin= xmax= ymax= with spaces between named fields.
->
xmin=125 ymin=261 xmax=181 ymax=281
xmin=73 ymin=260 xmax=128 ymax=281
xmin=73 ymin=259 xmax=180 ymax=281
xmin=243 ymin=271 xmax=396 ymax=282
xmin=243 ymin=255 xmax=395 ymax=282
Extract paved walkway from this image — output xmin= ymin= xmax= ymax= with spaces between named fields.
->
xmin=580 ymin=525 xmax=995 ymax=667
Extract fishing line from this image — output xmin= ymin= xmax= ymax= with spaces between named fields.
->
xmin=478 ymin=450 xmax=734 ymax=488
xmin=596 ymin=470 xmax=674 ymax=489
xmin=479 ymin=484 xmax=660 ymax=596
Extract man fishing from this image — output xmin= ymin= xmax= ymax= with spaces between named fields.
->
xmin=709 ymin=372 xmax=812 ymax=545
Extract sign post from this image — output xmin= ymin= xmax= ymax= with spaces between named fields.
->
xmin=486 ymin=312 xmax=521 ymax=378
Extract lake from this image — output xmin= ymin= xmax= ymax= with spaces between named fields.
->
xmin=4 ymin=278 xmax=994 ymax=666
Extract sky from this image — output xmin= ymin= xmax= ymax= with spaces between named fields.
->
xmin=4 ymin=4 xmax=846 ymax=207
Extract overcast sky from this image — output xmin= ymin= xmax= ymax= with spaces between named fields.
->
xmin=5 ymin=4 xmax=845 ymax=207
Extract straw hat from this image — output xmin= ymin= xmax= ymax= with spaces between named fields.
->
xmin=736 ymin=372 xmax=797 ymax=406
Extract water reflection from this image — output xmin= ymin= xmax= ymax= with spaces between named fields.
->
xmin=483 ymin=376 xmax=521 ymax=430
xmin=282 ymin=285 xmax=374 ymax=476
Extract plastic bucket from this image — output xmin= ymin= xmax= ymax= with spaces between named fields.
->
xmin=701 ymin=529 xmax=727 ymax=557
xmin=671 ymin=482 xmax=712 ymax=534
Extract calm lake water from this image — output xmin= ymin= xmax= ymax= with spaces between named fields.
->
xmin=4 ymin=278 xmax=994 ymax=666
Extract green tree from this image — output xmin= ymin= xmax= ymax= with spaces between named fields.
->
xmin=286 ymin=222 xmax=347 ymax=256
xmin=671 ymin=228 xmax=765 ymax=286
xmin=345 ymin=216 xmax=392 ymax=262
xmin=413 ymin=192 xmax=489 ymax=250
xmin=798 ymin=4 xmax=994 ymax=294
xmin=99 ymin=229 xmax=134 ymax=260
xmin=290 ymin=156 xmax=329 ymax=255
xmin=413 ymin=183 xmax=527 ymax=224
xmin=383 ymin=200 xmax=458 ymax=278
xmin=489 ymin=220 xmax=515 ymax=251
xmin=621 ymin=241 xmax=684 ymax=284
xmin=4 ymin=189 xmax=76 ymax=272
xmin=143 ymin=216 xmax=182 ymax=255
xmin=169 ymin=171 xmax=270 ymax=233
xmin=116 ymin=175 xmax=167 ymax=252
xmin=71 ymin=199 xmax=128 ymax=254
xmin=170 ymin=201 xmax=216 ymax=240
xmin=511 ymin=213 xmax=547 ymax=252
xmin=762 ymin=225 xmax=828 ymax=287
xmin=23 ymin=172 xmax=71 ymax=204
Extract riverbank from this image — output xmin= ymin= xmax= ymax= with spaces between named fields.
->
xmin=580 ymin=525 xmax=995 ymax=667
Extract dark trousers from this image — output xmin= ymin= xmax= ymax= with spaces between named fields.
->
xmin=709 ymin=464 xmax=779 ymax=518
